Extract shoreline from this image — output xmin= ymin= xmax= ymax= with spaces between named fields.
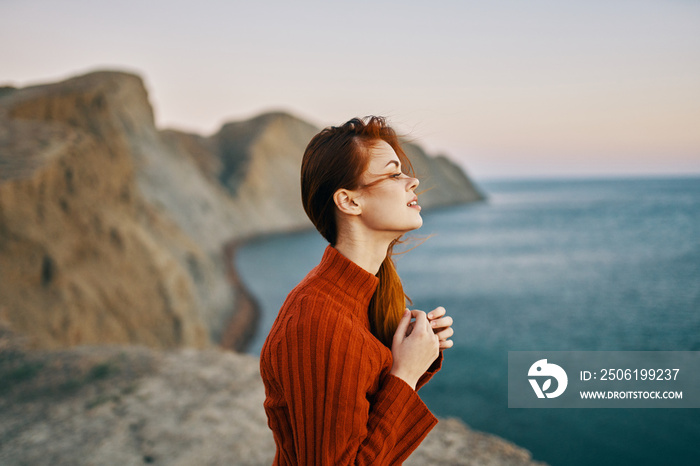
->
xmin=218 ymin=239 xmax=262 ymax=352
xmin=218 ymin=225 xmax=316 ymax=353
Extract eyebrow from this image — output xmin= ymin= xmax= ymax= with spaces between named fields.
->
xmin=385 ymin=160 xmax=400 ymax=168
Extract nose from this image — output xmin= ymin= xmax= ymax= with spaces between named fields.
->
xmin=407 ymin=176 xmax=419 ymax=191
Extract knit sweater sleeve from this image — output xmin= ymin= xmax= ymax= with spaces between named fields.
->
xmin=269 ymin=294 xmax=438 ymax=465
xmin=416 ymin=350 xmax=443 ymax=391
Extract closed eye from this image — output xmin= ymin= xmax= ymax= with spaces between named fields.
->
xmin=390 ymin=172 xmax=403 ymax=178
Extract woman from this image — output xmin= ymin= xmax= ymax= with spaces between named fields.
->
xmin=260 ymin=116 xmax=454 ymax=465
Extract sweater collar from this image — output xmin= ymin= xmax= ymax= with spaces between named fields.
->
xmin=314 ymin=245 xmax=379 ymax=307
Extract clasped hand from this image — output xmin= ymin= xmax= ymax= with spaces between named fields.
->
xmin=406 ymin=306 xmax=454 ymax=349
xmin=389 ymin=306 xmax=454 ymax=390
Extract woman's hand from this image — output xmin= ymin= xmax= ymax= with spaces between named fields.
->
xmin=389 ymin=309 xmax=440 ymax=390
xmin=405 ymin=306 xmax=454 ymax=349
xmin=428 ymin=306 xmax=454 ymax=349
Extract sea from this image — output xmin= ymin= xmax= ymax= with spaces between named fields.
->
xmin=235 ymin=176 xmax=700 ymax=466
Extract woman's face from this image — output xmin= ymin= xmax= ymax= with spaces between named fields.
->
xmin=355 ymin=140 xmax=422 ymax=236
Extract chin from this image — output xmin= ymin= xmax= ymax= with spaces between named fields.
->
xmin=406 ymin=217 xmax=423 ymax=231
xmin=413 ymin=213 xmax=424 ymax=228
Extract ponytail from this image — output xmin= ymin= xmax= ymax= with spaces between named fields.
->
xmin=368 ymin=240 xmax=411 ymax=347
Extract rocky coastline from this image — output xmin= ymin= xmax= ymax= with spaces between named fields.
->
xmin=220 ymin=239 xmax=263 ymax=353
xmin=0 ymin=70 xmax=548 ymax=465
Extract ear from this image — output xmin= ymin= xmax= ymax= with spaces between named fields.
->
xmin=333 ymin=188 xmax=362 ymax=216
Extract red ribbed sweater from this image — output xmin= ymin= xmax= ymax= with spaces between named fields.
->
xmin=260 ymin=245 xmax=442 ymax=465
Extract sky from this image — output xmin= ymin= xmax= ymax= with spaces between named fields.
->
xmin=2 ymin=0 xmax=699 ymax=180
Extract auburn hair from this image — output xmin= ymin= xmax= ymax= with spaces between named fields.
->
xmin=301 ymin=116 xmax=414 ymax=347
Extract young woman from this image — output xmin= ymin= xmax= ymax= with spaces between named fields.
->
xmin=260 ymin=116 xmax=454 ymax=465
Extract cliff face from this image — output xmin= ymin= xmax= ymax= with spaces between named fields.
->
xmin=214 ymin=112 xmax=321 ymax=233
xmin=0 ymin=72 xmax=210 ymax=349
xmin=0 ymin=70 xmax=482 ymax=350
xmin=161 ymin=112 xmax=320 ymax=239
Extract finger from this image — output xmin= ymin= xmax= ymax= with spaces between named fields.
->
xmin=393 ymin=309 xmax=412 ymax=341
xmin=439 ymin=339 xmax=454 ymax=349
xmin=427 ymin=306 xmax=446 ymax=320
xmin=435 ymin=327 xmax=454 ymax=341
xmin=410 ymin=309 xmax=430 ymax=330
xmin=430 ymin=316 xmax=453 ymax=329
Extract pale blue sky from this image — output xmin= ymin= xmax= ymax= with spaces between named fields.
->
xmin=2 ymin=0 xmax=699 ymax=179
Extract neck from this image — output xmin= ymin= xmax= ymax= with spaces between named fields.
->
xmin=334 ymin=232 xmax=396 ymax=275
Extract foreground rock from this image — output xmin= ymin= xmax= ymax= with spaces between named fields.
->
xmin=0 ymin=326 xmax=544 ymax=466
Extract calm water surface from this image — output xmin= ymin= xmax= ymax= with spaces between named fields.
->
xmin=236 ymin=177 xmax=700 ymax=466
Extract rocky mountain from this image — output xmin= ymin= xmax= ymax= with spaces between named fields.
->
xmin=0 ymin=72 xmax=212 ymax=350
xmin=0 ymin=70 xmax=483 ymax=351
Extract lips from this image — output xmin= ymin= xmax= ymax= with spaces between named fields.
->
xmin=407 ymin=197 xmax=420 ymax=210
